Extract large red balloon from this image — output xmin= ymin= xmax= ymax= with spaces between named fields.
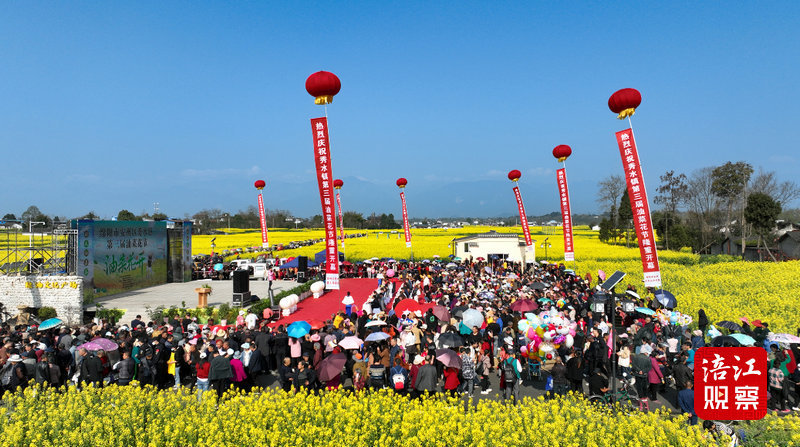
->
xmin=254 ymin=180 xmax=266 ymax=190
xmin=508 ymin=170 xmax=521 ymax=181
xmin=396 ymin=178 xmax=408 ymax=187
xmin=608 ymin=88 xmax=642 ymax=114
xmin=333 ymin=179 xmax=344 ymax=188
xmin=552 ymin=145 xmax=572 ymax=161
xmin=306 ymin=71 xmax=341 ymax=100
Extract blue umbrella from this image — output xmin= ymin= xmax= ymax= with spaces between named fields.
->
xmin=213 ymin=263 xmax=224 ymax=272
xmin=635 ymin=307 xmax=656 ymax=316
xmin=654 ymin=290 xmax=677 ymax=309
xmin=38 ymin=318 xmax=63 ymax=330
xmin=365 ymin=332 xmax=390 ymax=342
xmin=287 ymin=321 xmax=311 ymax=338
xmin=459 ymin=322 xmax=472 ymax=335
xmin=730 ymin=333 xmax=756 ymax=346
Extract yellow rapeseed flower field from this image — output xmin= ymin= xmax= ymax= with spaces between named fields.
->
xmin=194 ymin=226 xmax=800 ymax=332
xmin=8 ymin=385 xmax=792 ymax=446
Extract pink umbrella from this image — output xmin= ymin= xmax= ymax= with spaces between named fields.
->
xmin=80 ymin=341 xmax=104 ymax=351
xmin=92 ymin=338 xmax=119 ymax=351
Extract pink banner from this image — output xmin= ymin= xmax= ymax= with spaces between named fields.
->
xmin=400 ymin=191 xmax=412 ymax=248
xmin=616 ymin=128 xmax=661 ymax=287
xmin=311 ymin=117 xmax=340 ymax=289
xmin=556 ymin=168 xmax=574 ymax=261
xmin=336 ymin=191 xmax=345 ymax=246
xmin=257 ymin=192 xmax=269 ymax=248
xmin=512 ymin=185 xmax=533 ymax=247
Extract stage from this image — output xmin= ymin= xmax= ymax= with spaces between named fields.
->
xmin=270 ymin=278 xmax=379 ymax=327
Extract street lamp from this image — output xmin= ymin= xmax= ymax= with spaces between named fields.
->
xmin=539 ymin=237 xmax=551 ymax=260
xmin=620 ymin=297 xmax=636 ymax=313
xmin=28 ymin=221 xmax=45 ymax=247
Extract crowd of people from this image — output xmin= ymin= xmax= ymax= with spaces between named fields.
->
xmin=1 ymin=257 xmax=798 ymax=430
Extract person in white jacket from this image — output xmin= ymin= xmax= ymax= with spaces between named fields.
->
xmin=342 ymin=291 xmax=355 ymax=316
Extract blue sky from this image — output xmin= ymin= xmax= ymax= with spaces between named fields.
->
xmin=1 ymin=2 xmax=798 ymax=219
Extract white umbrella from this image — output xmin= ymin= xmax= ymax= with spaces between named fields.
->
xmin=446 ymin=263 xmax=457 ymax=269
xmin=338 ymin=336 xmax=364 ymax=350
xmin=363 ymin=259 xmax=373 ymax=264
xmin=625 ymin=290 xmax=641 ymax=299
xmin=365 ymin=320 xmax=386 ymax=327
xmin=768 ymin=333 xmax=800 ymax=344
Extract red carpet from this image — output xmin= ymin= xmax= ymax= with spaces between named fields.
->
xmin=270 ymin=278 xmax=379 ymax=328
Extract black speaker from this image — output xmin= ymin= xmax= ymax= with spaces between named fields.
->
xmin=297 ymin=256 xmax=308 ymax=272
xmin=233 ymin=270 xmax=250 ymax=293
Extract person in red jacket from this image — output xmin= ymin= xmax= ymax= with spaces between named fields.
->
xmin=195 ymin=352 xmax=211 ymax=400
xmin=443 ymin=366 xmax=460 ymax=397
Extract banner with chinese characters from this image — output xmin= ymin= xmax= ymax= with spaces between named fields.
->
xmin=695 ymin=347 xmax=767 ymax=420
xmin=616 ymin=128 xmax=661 ymax=287
xmin=257 ymin=192 xmax=269 ymax=248
xmin=400 ymin=191 xmax=412 ymax=248
xmin=556 ymin=168 xmax=574 ymax=261
xmin=336 ymin=191 xmax=345 ymax=248
xmin=512 ymin=186 xmax=533 ymax=248
xmin=311 ymin=117 xmax=340 ymax=289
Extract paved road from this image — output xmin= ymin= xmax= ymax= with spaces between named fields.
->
xmin=94 ymin=278 xmax=297 ymax=324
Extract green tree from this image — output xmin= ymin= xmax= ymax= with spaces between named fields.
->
xmin=619 ymin=189 xmax=633 ymax=247
xmin=711 ymin=161 xmax=753 ymax=257
xmin=342 ymin=211 xmax=365 ymax=229
xmin=744 ymin=192 xmax=781 ymax=261
xmin=654 ymin=170 xmax=688 ymax=250
xmin=151 ymin=213 xmax=168 ymax=221
xmin=117 ymin=210 xmax=139 ymax=221
xmin=3 ymin=213 xmax=17 ymax=220
xmin=598 ymin=218 xmax=612 ymax=242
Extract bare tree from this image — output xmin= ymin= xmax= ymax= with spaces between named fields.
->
xmin=750 ymin=168 xmax=800 ymax=207
xmin=596 ymin=175 xmax=625 ymax=236
xmin=685 ymin=167 xmax=720 ymax=252
xmin=654 ymin=170 xmax=688 ymax=250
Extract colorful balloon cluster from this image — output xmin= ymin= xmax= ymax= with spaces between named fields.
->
xmin=654 ymin=309 xmax=693 ymax=327
xmin=517 ymin=310 xmax=577 ymax=361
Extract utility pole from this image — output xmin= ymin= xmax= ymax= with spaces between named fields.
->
xmin=153 ymin=202 xmax=160 ymax=216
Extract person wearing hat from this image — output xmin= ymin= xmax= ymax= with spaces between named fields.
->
xmin=0 ymin=354 xmax=27 ymax=394
xmin=230 ymin=351 xmax=247 ymax=390
xmin=195 ymin=352 xmax=211 ymax=400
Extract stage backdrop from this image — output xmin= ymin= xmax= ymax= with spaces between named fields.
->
xmin=76 ymin=220 xmax=169 ymax=299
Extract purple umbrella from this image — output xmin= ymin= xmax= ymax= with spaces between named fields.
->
xmin=316 ymin=353 xmax=346 ymax=382
xmin=510 ymin=299 xmax=538 ymax=312
xmin=431 ymin=305 xmax=450 ymax=322
xmin=435 ymin=348 xmax=462 ymax=369
xmin=92 ymin=338 xmax=119 ymax=351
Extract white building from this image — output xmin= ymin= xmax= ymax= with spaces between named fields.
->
xmin=452 ymin=231 xmax=535 ymax=263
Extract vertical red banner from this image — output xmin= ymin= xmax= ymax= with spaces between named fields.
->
xmin=616 ymin=128 xmax=661 ymax=287
xmin=311 ymin=117 xmax=340 ymax=289
xmin=400 ymin=191 xmax=412 ymax=248
xmin=695 ymin=347 xmax=768 ymax=420
xmin=336 ymin=191 xmax=345 ymax=247
xmin=512 ymin=185 xmax=533 ymax=247
xmin=556 ymin=168 xmax=574 ymax=261
xmin=257 ymin=193 xmax=269 ymax=248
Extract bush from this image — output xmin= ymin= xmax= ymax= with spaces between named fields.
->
xmin=37 ymin=306 xmax=57 ymax=320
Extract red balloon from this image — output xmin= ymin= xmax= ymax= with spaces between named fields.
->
xmin=254 ymin=180 xmax=266 ymax=190
xmin=305 ymin=71 xmax=341 ymax=99
xmin=508 ymin=170 xmax=521 ymax=181
xmin=552 ymin=145 xmax=572 ymax=161
xmin=396 ymin=178 xmax=408 ymax=187
xmin=333 ymin=179 xmax=343 ymax=188
xmin=608 ymin=88 xmax=642 ymax=114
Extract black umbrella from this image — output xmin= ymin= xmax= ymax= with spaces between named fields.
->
xmin=486 ymin=322 xmax=501 ymax=335
xmin=530 ymin=282 xmax=546 ymax=291
xmin=654 ymin=290 xmax=677 ymax=309
xmin=451 ymin=306 xmax=468 ymax=319
xmin=717 ymin=321 xmax=743 ymax=332
xmin=710 ymin=335 xmax=742 ymax=347
xmin=437 ymin=332 xmax=464 ymax=348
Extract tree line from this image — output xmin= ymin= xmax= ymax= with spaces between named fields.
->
xmin=596 ymin=162 xmax=800 ymax=259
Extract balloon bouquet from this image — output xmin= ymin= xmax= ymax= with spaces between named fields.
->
xmin=517 ymin=310 xmax=577 ymax=362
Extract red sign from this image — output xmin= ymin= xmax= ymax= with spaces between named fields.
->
xmin=556 ymin=168 xmax=574 ymax=261
xmin=311 ymin=117 xmax=340 ymax=289
xmin=257 ymin=192 xmax=269 ymax=248
xmin=336 ymin=191 xmax=345 ymax=247
xmin=615 ymin=128 xmax=661 ymax=287
xmin=400 ymin=191 xmax=411 ymax=248
xmin=695 ymin=347 xmax=767 ymax=420
xmin=512 ymin=185 xmax=533 ymax=248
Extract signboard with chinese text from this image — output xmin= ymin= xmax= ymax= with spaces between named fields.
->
xmin=257 ymin=192 xmax=269 ymax=248
xmin=400 ymin=191 xmax=412 ymax=248
xmin=311 ymin=117 xmax=340 ymax=289
xmin=695 ymin=347 xmax=767 ymax=420
xmin=76 ymin=220 xmax=168 ymax=300
xmin=556 ymin=168 xmax=574 ymax=261
xmin=336 ymin=191 xmax=345 ymax=248
xmin=512 ymin=185 xmax=533 ymax=248
xmin=615 ymin=128 xmax=661 ymax=287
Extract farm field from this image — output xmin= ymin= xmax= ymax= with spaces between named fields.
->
xmin=193 ymin=226 xmax=800 ymax=333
